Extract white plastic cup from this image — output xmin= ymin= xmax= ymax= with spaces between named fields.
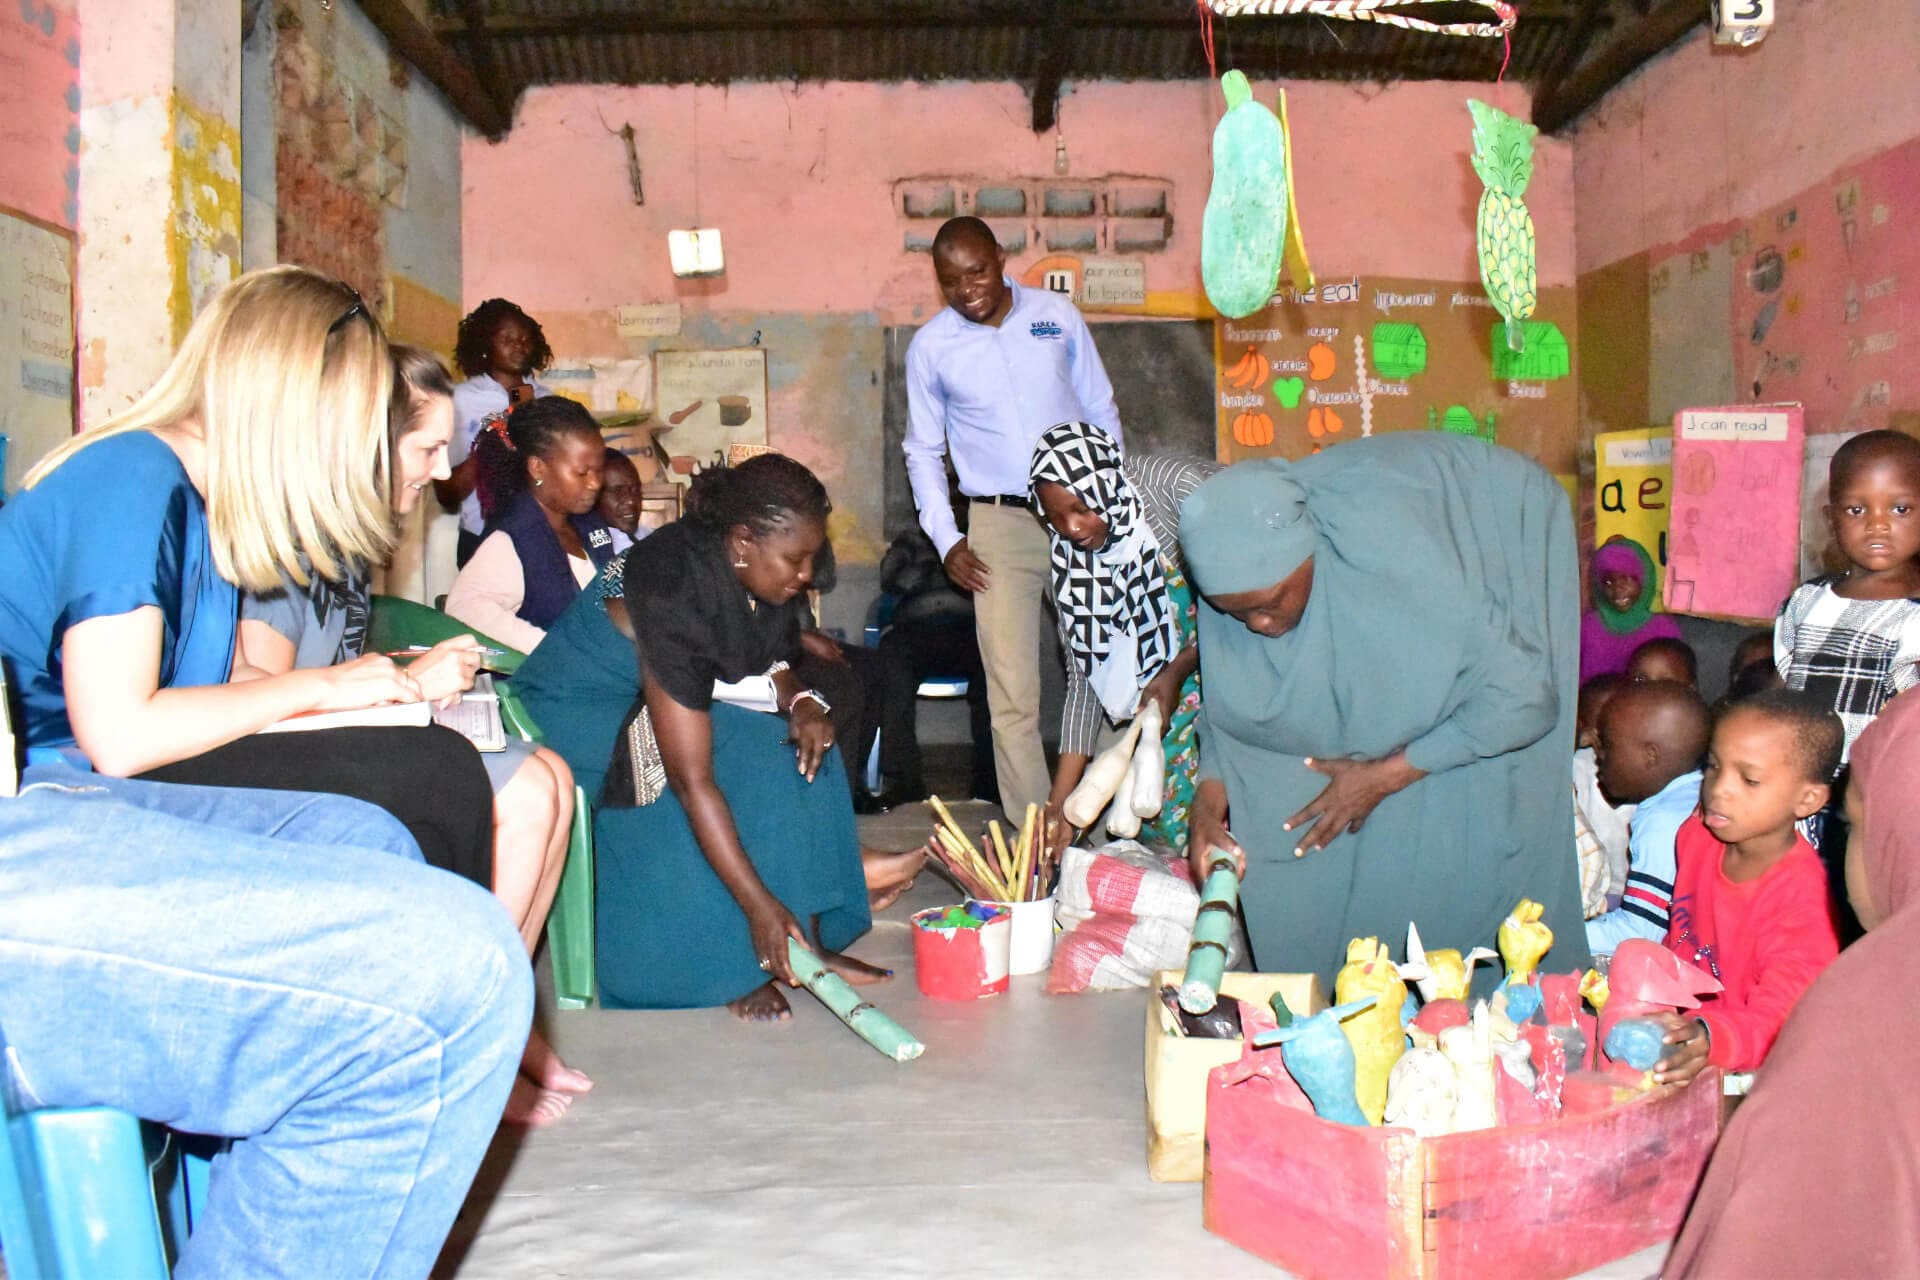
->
xmin=972 ymin=896 xmax=1058 ymax=976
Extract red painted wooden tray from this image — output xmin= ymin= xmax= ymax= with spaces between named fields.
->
xmin=1203 ymin=1047 xmax=1721 ymax=1279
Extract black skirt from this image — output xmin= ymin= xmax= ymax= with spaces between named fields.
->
xmin=139 ymin=725 xmax=495 ymax=888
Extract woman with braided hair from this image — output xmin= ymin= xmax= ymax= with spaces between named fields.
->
xmin=512 ymin=454 xmax=904 ymax=1022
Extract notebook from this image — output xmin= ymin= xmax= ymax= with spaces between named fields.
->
xmin=261 ymin=674 xmax=506 ymax=752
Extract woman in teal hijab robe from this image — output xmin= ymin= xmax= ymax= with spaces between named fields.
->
xmin=1179 ymin=434 xmax=1589 ymax=984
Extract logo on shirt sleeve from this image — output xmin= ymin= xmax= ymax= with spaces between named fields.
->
xmin=1029 ymin=321 xmax=1064 ymax=339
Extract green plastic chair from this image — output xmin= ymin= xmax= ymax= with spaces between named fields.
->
xmin=365 ymin=595 xmax=596 ymax=1009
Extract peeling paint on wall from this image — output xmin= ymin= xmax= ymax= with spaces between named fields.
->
xmin=170 ymin=94 xmax=242 ymax=343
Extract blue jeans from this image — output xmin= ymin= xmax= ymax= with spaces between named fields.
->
xmin=0 ymin=771 xmax=533 ymax=1279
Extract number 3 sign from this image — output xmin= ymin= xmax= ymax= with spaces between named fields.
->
xmin=1712 ymin=0 xmax=1774 ymax=46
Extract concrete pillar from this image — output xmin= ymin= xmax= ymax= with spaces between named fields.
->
xmin=76 ymin=0 xmax=241 ymax=426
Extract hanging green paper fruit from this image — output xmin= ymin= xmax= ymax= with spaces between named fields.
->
xmin=1468 ymin=99 xmax=1538 ymax=352
xmin=1202 ymin=71 xmax=1288 ymax=319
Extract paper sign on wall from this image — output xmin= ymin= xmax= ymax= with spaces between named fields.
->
xmin=1079 ymin=257 xmax=1147 ymax=307
xmin=617 ymin=302 xmax=682 ymax=338
xmin=1594 ymin=426 xmax=1673 ymax=612
xmin=1665 ymin=404 xmax=1804 ymax=621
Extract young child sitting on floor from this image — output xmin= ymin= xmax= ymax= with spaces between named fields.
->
xmin=1586 ymin=680 xmax=1711 ymax=954
xmin=1574 ymin=674 xmax=1634 ymax=917
xmin=1723 ymin=629 xmax=1783 ymax=705
xmin=1650 ymin=689 xmax=1844 ymax=1085
xmin=1628 ymin=635 xmax=1699 ymax=690
xmin=1581 ymin=536 xmax=1685 ymax=684
xmin=1775 ymin=430 xmax=1920 ymax=763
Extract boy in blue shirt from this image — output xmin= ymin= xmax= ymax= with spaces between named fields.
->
xmin=1586 ymin=680 xmax=1712 ymax=954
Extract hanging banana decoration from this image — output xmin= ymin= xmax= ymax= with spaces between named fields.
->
xmin=1468 ymin=99 xmax=1539 ymax=353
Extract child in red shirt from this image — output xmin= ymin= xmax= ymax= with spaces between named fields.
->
xmin=1653 ymin=688 xmax=1844 ymax=1084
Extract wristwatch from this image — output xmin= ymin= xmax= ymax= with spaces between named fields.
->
xmin=787 ymin=688 xmax=831 ymax=716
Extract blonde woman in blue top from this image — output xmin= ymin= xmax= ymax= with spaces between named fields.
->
xmin=0 ymin=266 xmax=496 ymax=879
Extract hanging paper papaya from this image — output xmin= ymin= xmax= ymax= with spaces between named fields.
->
xmin=1468 ymin=99 xmax=1539 ymax=353
xmin=1232 ymin=408 xmax=1275 ymax=448
xmin=1202 ymin=71 xmax=1288 ymax=319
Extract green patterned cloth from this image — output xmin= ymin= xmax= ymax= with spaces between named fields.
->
xmin=1140 ymin=563 xmax=1200 ymax=850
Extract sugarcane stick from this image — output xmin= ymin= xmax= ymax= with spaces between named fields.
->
xmin=1178 ymin=850 xmax=1243 ymax=1014
xmin=1012 ymin=808 xmax=1035 ymax=903
xmin=939 ymin=828 xmax=1010 ymax=900
xmin=934 ymin=829 xmax=998 ymax=897
xmin=926 ymin=795 xmax=971 ymax=845
xmin=988 ymin=821 xmax=1016 ymax=887
xmin=786 ymin=937 xmax=925 ymax=1062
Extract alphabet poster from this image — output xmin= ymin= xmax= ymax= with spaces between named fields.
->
xmin=1665 ymin=404 xmax=1805 ymax=622
xmin=1593 ymin=426 xmax=1673 ymax=610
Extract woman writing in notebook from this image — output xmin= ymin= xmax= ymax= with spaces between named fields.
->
xmin=0 ymin=269 xmax=495 ymax=886
xmin=236 ymin=345 xmax=589 ymax=1125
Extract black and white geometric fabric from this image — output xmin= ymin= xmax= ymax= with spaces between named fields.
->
xmin=1776 ymin=575 xmax=1920 ymax=760
xmin=1030 ymin=421 xmax=1178 ymax=721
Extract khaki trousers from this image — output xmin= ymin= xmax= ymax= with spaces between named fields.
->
xmin=966 ymin=500 xmax=1054 ymax=820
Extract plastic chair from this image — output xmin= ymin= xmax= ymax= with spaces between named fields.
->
xmin=365 ymin=595 xmax=595 ymax=1008
xmin=0 ymin=1029 xmax=218 ymax=1279
xmin=860 ymin=595 xmax=972 ymax=794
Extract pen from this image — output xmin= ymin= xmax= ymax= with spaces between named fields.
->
xmin=380 ymin=645 xmax=509 ymax=658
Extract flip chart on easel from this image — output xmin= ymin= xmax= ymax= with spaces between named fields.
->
xmin=1664 ymin=404 xmax=1804 ymax=622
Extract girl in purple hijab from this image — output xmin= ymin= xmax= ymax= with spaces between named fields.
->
xmin=1580 ymin=536 xmax=1683 ymax=684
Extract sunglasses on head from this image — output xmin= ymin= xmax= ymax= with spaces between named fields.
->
xmin=328 ymin=288 xmax=368 ymax=335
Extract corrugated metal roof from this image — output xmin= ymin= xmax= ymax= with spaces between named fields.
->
xmin=432 ymin=0 xmax=1603 ymax=90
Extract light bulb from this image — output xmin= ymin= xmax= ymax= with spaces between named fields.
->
xmin=1054 ymin=137 xmax=1069 ymax=177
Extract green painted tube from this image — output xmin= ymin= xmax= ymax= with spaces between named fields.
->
xmin=786 ymin=938 xmax=926 ymax=1063
xmin=1178 ymin=855 xmax=1241 ymax=1014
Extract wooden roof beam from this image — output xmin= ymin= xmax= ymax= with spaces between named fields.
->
xmin=357 ymin=0 xmax=511 ymax=138
xmin=1532 ymin=0 xmax=1706 ymax=133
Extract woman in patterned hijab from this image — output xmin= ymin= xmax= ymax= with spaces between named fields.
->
xmin=1029 ymin=420 xmax=1220 ymax=850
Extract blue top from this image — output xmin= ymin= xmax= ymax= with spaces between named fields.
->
xmin=903 ymin=279 xmax=1124 ymax=557
xmin=0 ymin=432 xmax=238 ymax=749
xmin=1587 ymin=768 xmax=1702 ymax=954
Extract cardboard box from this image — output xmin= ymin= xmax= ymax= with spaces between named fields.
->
xmin=1203 ymin=1046 xmax=1722 ymax=1279
xmin=1143 ymin=969 xmax=1325 ymax=1182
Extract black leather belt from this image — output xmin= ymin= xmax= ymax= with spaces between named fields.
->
xmin=971 ymin=493 xmax=1031 ymax=509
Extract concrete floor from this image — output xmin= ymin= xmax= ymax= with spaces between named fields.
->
xmin=435 ymin=798 xmax=1672 ymax=1280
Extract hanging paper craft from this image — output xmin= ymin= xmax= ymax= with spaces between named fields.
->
xmin=1489 ymin=321 xmax=1570 ymax=380
xmin=1201 ymin=71 xmax=1289 ymax=319
xmin=1468 ymin=99 xmax=1539 ymax=353
xmin=1203 ymin=0 xmax=1516 ymax=38
xmin=1371 ymin=323 xmax=1428 ymax=379
xmin=1275 ymin=88 xmax=1314 ymax=293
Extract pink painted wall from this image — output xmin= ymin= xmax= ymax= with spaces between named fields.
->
xmin=1571 ymin=2 xmax=1920 ymax=441
xmin=465 ymin=77 xmax=1572 ymax=322
xmin=1573 ymin=0 xmax=1920 ymax=273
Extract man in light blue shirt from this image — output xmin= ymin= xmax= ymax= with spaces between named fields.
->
xmin=903 ymin=217 xmax=1124 ymax=818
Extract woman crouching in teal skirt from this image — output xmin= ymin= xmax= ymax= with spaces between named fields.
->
xmin=514 ymin=455 xmax=904 ymax=1021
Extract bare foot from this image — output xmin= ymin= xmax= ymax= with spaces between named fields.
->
xmin=863 ymin=844 xmax=928 ymax=911
xmin=822 ymin=950 xmax=894 ymax=985
xmin=728 ymin=982 xmax=793 ymax=1023
xmin=502 ymin=1075 xmax=574 ymax=1127
xmin=521 ymin=1026 xmax=594 ymax=1094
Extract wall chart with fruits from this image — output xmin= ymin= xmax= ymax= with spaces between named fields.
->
xmin=1213 ymin=273 xmax=1579 ymax=476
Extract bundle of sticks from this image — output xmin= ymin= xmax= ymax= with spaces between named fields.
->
xmin=924 ymin=795 xmax=1056 ymax=904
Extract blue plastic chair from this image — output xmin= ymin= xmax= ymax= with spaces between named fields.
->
xmin=0 ymin=1029 xmax=219 ymax=1279
xmin=860 ymin=595 xmax=971 ymax=794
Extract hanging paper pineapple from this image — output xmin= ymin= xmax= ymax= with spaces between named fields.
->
xmin=1467 ymin=99 xmax=1538 ymax=352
